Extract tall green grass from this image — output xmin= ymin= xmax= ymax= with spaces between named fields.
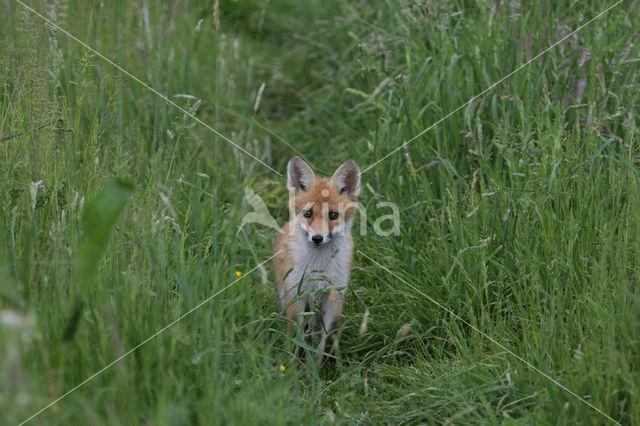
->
xmin=1 ymin=0 xmax=638 ymax=424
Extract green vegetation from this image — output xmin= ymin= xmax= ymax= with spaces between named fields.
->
xmin=1 ymin=0 xmax=639 ymax=423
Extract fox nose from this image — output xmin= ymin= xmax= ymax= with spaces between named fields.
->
xmin=311 ymin=234 xmax=324 ymax=245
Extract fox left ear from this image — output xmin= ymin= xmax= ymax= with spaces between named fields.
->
xmin=287 ymin=156 xmax=315 ymax=193
xmin=331 ymin=159 xmax=361 ymax=199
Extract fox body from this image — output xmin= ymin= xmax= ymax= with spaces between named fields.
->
xmin=273 ymin=157 xmax=361 ymax=360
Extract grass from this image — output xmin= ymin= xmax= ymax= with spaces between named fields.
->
xmin=1 ymin=0 xmax=639 ymax=424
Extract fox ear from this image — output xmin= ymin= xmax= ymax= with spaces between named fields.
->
xmin=331 ymin=159 xmax=361 ymax=199
xmin=287 ymin=156 xmax=315 ymax=192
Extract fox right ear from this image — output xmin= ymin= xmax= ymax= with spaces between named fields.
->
xmin=287 ymin=156 xmax=315 ymax=192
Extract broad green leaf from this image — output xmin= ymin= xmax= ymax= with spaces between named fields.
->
xmin=76 ymin=178 xmax=134 ymax=287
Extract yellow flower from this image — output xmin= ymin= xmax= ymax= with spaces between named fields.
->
xmin=279 ymin=365 xmax=286 ymax=373
xmin=235 ymin=271 xmax=242 ymax=277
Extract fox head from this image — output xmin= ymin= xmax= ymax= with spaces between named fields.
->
xmin=287 ymin=156 xmax=361 ymax=247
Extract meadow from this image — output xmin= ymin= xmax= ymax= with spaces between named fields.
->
xmin=1 ymin=0 xmax=639 ymax=424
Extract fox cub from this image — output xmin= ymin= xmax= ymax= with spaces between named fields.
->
xmin=273 ymin=157 xmax=361 ymax=361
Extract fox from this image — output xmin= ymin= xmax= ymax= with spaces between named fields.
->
xmin=273 ymin=156 xmax=361 ymax=362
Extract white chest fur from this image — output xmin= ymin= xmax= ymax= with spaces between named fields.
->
xmin=286 ymin=230 xmax=352 ymax=295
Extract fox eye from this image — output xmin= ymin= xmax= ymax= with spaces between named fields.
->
xmin=303 ymin=209 xmax=313 ymax=218
xmin=328 ymin=211 xmax=339 ymax=220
